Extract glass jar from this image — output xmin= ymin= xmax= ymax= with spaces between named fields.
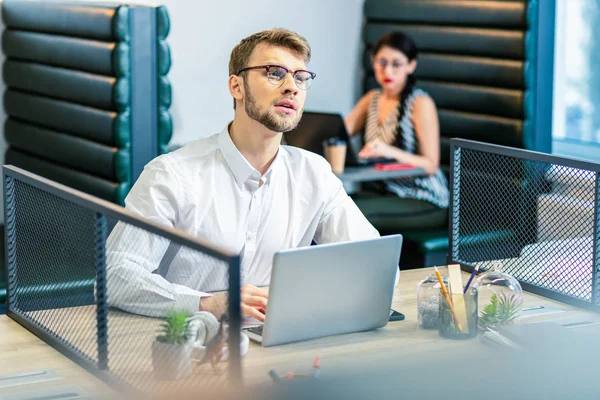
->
xmin=417 ymin=273 xmax=448 ymax=329
xmin=473 ymin=263 xmax=523 ymax=330
xmin=438 ymin=287 xmax=479 ymax=339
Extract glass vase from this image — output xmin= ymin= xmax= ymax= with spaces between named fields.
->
xmin=473 ymin=263 xmax=523 ymax=330
xmin=417 ymin=273 xmax=447 ymax=329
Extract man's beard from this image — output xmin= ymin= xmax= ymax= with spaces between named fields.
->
xmin=244 ymin=82 xmax=303 ymax=133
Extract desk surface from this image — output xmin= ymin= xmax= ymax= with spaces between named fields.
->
xmin=0 ymin=313 xmax=118 ymax=399
xmin=337 ymin=165 xmax=425 ymax=183
xmin=2 ymin=267 xmax=600 ymax=398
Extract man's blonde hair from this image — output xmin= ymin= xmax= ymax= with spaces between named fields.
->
xmin=229 ymin=28 xmax=311 ymax=108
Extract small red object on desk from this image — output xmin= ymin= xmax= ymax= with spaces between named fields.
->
xmin=374 ymin=163 xmax=414 ymax=171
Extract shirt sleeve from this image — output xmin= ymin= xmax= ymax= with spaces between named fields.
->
xmin=313 ymin=163 xmax=380 ymax=244
xmin=313 ymin=165 xmax=400 ymax=287
xmin=105 ymin=162 xmax=210 ymax=318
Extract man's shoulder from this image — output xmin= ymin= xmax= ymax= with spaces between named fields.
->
xmin=146 ymin=134 xmax=220 ymax=174
xmin=280 ymin=145 xmax=333 ymax=180
xmin=281 ymin=144 xmax=329 ymax=170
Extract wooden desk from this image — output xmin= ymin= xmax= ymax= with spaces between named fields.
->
xmin=0 ymin=315 xmax=117 ymax=399
xmin=244 ymin=267 xmax=600 ymax=382
xmin=2 ymin=267 xmax=599 ymax=397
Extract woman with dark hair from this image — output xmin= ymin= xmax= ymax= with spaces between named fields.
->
xmin=345 ymin=31 xmax=449 ymax=231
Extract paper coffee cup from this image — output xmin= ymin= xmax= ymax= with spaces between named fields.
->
xmin=323 ymin=138 xmax=347 ymax=174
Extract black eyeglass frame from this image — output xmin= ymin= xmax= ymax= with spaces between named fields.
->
xmin=236 ymin=64 xmax=316 ymax=90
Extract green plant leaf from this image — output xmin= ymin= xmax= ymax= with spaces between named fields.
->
xmin=480 ymin=292 xmax=521 ymax=328
xmin=157 ymin=309 xmax=191 ymax=345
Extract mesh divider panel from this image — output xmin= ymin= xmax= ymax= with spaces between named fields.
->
xmin=7 ymin=177 xmax=99 ymax=362
xmin=449 ymin=140 xmax=600 ymax=310
xmin=104 ymin=217 xmax=232 ymax=394
xmin=4 ymin=166 xmax=241 ymax=396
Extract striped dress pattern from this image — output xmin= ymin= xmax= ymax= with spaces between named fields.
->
xmin=364 ymin=88 xmax=449 ymax=209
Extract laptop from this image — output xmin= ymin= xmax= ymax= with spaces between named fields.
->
xmin=284 ymin=111 xmax=396 ymax=166
xmin=242 ymin=234 xmax=403 ymax=347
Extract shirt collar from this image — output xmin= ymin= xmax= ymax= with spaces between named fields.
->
xmin=262 ymin=150 xmax=284 ymax=187
xmin=218 ymin=124 xmax=255 ymax=186
xmin=218 ymin=124 xmax=284 ymax=188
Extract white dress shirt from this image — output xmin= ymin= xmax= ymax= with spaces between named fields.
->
xmin=106 ymin=124 xmax=385 ymax=317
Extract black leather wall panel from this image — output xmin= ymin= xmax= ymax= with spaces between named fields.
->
xmin=159 ymin=76 xmax=172 ymax=109
xmin=364 ymin=0 xmax=526 ymax=28
xmin=158 ymin=40 xmax=171 ymax=76
xmin=419 ymin=81 xmax=524 ymax=119
xmin=159 ymin=109 xmax=173 ymax=146
xmin=362 ymin=0 xmax=534 ymax=154
xmin=364 ymin=23 xmax=524 ymax=59
xmin=5 ymin=119 xmax=127 ymax=182
xmin=157 ymin=5 xmax=170 ymax=40
xmin=4 ymin=90 xmax=130 ymax=147
xmin=3 ymin=60 xmax=129 ymax=111
xmin=6 ymin=148 xmax=123 ymax=203
xmin=438 ymin=110 xmax=523 ymax=147
xmin=2 ymin=30 xmax=129 ymax=77
xmin=440 ymin=137 xmax=453 ymax=167
xmin=364 ymin=77 xmax=524 ymax=119
xmin=2 ymin=0 xmax=129 ymax=41
xmin=1 ymin=1 xmax=174 ymax=207
xmin=365 ymin=53 xmax=525 ymax=89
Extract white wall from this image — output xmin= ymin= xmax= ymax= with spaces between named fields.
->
xmin=0 ymin=0 xmax=367 ymax=222
xmin=169 ymin=1 xmax=366 ymax=144
xmin=159 ymin=0 xmax=367 ymax=145
xmin=76 ymin=0 xmax=367 ymax=145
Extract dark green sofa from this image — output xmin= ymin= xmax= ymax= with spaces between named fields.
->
xmin=361 ymin=0 xmax=553 ymax=268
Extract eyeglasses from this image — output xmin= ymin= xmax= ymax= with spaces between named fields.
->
xmin=374 ymin=58 xmax=407 ymax=70
xmin=237 ymin=65 xmax=316 ymax=90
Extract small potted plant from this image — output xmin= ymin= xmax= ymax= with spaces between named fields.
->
xmin=479 ymin=292 xmax=521 ymax=330
xmin=475 ymin=264 xmax=523 ymax=331
xmin=152 ymin=309 xmax=193 ymax=380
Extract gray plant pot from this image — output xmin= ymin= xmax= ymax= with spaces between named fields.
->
xmin=152 ymin=340 xmax=193 ymax=380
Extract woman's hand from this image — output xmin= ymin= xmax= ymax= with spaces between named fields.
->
xmin=358 ymin=139 xmax=397 ymax=160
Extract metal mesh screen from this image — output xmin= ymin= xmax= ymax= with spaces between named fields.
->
xmin=103 ymin=218 xmax=233 ymax=394
xmin=449 ymin=140 xmax=600 ymax=310
xmin=4 ymin=167 xmax=241 ymax=396
xmin=5 ymin=177 xmax=99 ymax=364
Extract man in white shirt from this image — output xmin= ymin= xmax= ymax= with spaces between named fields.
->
xmin=106 ymin=28 xmax=385 ymax=320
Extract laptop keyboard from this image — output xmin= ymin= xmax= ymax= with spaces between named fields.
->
xmin=245 ymin=325 xmax=264 ymax=336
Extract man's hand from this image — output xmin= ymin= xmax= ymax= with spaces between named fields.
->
xmin=241 ymin=284 xmax=268 ymax=322
xmin=199 ymin=284 xmax=268 ymax=322
xmin=199 ymin=293 xmax=227 ymax=319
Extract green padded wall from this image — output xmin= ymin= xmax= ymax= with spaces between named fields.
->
xmin=361 ymin=0 xmax=553 ymax=268
xmin=362 ymin=0 xmax=549 ymax=168
xmin=157 ymin=5 xmax=173 ymax=154
xmin=1 ymin=0 xmax=173 ymax=205
xmin=1 ymin=0 xmax=174 ymax=308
